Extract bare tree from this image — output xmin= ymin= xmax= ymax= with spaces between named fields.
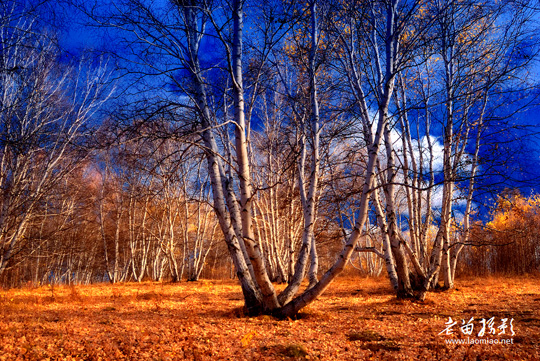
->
xmin=0 ymin=7 xmax=110 ymax=277
xmin=390 ymin=0 xmax=540 ymax=298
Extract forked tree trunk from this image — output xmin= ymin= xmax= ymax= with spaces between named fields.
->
xmin=278 ymin=0 xmax=321 ymax=303
xmin=181 ymin=4 xmax=264 ymax=312
xmin=381 ymin=122 xmax=414 ymax=298
xmin=277 ymin=105 xmax=389 ymax=318
xmin=180 ymin=0 xmax=403 ymax=318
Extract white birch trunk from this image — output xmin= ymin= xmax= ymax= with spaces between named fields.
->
xmin=181 ymin=4 xmax=263 ymax=311
xmin=231 ymin=0 xmax=279 ymax=311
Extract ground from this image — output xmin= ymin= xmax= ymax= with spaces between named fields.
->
xmin=0 ymin=276 xmax=539 ymax=360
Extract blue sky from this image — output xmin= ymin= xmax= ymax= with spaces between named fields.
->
xmin=47 ymin=0 xmax=540 ymax=217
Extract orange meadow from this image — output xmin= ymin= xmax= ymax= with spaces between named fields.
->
xmin=1 ymin=276 xmax=539 ymax=360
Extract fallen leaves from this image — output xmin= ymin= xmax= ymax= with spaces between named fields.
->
xmin=0 ymin=276 xmax=539 ymax=360
xmin=241 ymin=330 xmax=257 ymax=347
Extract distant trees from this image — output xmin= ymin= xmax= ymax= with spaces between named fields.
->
xmin=461 ymin=191 xmax=540 ymax=275
xmin=0 ymin=5 xmax=110 ymax=278
xmin=251 ymin=122 xmax=303 ymax=284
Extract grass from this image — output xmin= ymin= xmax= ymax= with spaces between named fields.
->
xmin=0 ymin=276 xmax=539 ymax=360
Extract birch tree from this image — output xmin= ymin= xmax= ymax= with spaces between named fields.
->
xmin=79 ymin=0 xmax=371 ymax=315
xmin=329 ymin=0 xmax=434 ymax=298
xmin=320 ymin=0 xmax=539 ymax=301
xmin=389 ymin=0 xmax=539 ymax=298
xmin=252 ymin=114 xmax=303 ymax=284
xmin=0 ymin=8 xmax=110 ymax=277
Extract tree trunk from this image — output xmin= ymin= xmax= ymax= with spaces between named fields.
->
xmin=372 ymin=185 xmax=399 ymax=290
xmin=231 ymin=0 xmax=279 ymax=311
xmin=381 ymin=121 xmax=414 ymax=298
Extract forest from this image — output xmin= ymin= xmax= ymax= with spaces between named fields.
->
xmin=1 ymin=0 xmax=540 ymax=357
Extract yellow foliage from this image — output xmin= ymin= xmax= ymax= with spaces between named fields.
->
xmin=240 ymin=330 xmax=257 ymax=347
xmin=488 ymin=192 xmax=540 ymax=231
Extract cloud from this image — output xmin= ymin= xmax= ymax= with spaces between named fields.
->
xmin=392 ymin=133 xmax=444 ymax=173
